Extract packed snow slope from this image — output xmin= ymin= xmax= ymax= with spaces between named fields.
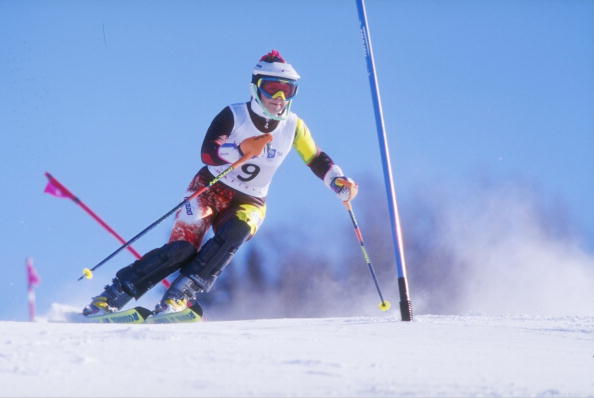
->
xmin=1 ymin=310 xmax=592 ymax=397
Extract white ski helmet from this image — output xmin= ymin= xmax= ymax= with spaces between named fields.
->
xmin=250 ymin=50 xmax=300 ymax=120
xmin=251 ymin=50 xmax=300 ymax=83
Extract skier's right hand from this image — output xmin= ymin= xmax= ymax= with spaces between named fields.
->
xmin=240 ymin=134 xmax=273 ymax=158
xmin=331 ymin=176 xmax=358 ymax=202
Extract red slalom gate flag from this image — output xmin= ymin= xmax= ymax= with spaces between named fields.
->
xmin=43 ymin=172 xmax=171 ymax=288
xmin=44 ymin=179 xmax=71 ymax=199
xmin=26 ymin=257 xmax=41 ymax=288
xmin=26 ymin=258 xmax=40 ymax=321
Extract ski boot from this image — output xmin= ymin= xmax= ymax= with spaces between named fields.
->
xmin=82 ymin=278 xmax=132 ymax=316
xmin=154 ymin=274 xmax=203 ymax=314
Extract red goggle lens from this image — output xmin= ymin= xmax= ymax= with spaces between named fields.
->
xmin=258 ymin=78 xmax=298 ymax=100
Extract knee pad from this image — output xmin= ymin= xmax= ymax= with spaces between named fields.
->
xmin=180 ymin=218 xmax=251 ymax=292
xmin=116 ymin=240 xmax=196 ymax=299
xmin=235 ymin=203 xmax=266 ymax=236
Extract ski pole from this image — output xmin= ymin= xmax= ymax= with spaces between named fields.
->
xmin=78 ymin=155 xmax=251 ymax=281
xmin=343 ymin=200 xmax=391 ymax=311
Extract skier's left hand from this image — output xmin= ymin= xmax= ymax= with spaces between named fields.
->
xmin=331 ymin=177 xmax=358 ymax=202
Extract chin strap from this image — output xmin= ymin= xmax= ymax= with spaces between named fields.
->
xmin=250 ymin=85 xmax=292 ymax=121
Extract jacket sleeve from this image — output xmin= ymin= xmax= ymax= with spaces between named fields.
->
xmin=293 ymin=118 xmax=343 ymax=182
xmin=201 ymin=106 xmax=239 ymax=166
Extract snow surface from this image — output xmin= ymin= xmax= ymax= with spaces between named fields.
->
xmin=0 ymin=305 xmax=592 ymax=397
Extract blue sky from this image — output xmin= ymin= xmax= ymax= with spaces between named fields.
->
xmin=1 ymin=0 xmax=592 ymax=321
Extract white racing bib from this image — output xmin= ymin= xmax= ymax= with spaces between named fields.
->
xmin=208 ymin=103 xmax=298 ymax=198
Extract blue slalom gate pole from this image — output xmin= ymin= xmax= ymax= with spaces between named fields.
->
xmin=356 ymin=0 xmax=413 ymax=321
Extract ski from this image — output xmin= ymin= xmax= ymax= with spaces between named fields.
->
xmin=58 ymin=304 xmax=203 ymax=324
xmin=81 ymin=306 xmax=152 ymax=324
xmin=144 ymin=304 xmax=203 ymax=324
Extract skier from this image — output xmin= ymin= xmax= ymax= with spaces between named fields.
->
xmin=83 ymin=50 xmax=358 ymax=317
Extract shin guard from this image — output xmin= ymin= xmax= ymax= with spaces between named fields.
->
xmin=115 ymin=240 xmax=196 ymax=299
xmin=180 ymin=218 xmax=251 ymax=292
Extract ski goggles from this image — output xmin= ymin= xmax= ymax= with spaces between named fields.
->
xmin=256 ymin=77 xmax=298 ymax=100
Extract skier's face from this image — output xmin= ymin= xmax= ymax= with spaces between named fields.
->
xmin=260 ymin=94 xmax=288 ymax=116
